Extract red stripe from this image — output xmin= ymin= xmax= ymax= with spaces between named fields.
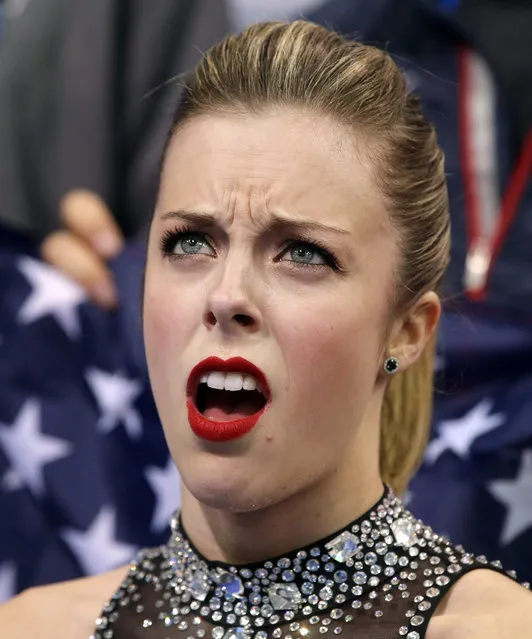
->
xmin=491 ymin=129 xmax=532 ymax=261
xmin=459 ymin=47 xmax=532 ymax=300
xmin=458 ymin=47 xmax=483 ymax=300
xmin=458 ymin=48 xmax=480 ymax=245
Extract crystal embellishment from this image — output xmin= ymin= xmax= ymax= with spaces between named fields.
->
xmin=391 ymin=519 xmax=418 ymax=548
xmin=187 ymin=569 xmax=211 ymax=601
xmin=93 ymin=486 xmax=526 ymax=639
xmin=213 ymin=569 xmax=244 ymax=599
xmin=325 ymin=532 xmax=359 ymax=563
xmin=268 ymin=583 xmax=302 ymax=611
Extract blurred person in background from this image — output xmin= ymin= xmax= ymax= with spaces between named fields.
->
xmin=307 ymin=0 xmax=532 ymax=581
xmin=0 ymin=0 xmax=229 ymax=308
xmin=0 ymin=0 xmax=327 ymax=309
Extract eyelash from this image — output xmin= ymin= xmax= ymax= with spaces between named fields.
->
xmin=159 ymin=225 xmax=342 ymax=271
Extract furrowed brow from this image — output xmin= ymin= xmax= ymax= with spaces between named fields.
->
xmin=160 ymin=209 xmax=350 ymax=237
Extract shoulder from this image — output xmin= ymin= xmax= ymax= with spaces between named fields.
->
xmin=0 ymin=566 xmax=128 ymax=638
xmin=426 ymin=569 xmax=532 ymax=639
xmin=436 ymin=568 xmax=531 ymax=615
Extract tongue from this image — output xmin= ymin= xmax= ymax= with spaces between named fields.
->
xmin=203 ymin=405 xmax=257 ymax=422
xmin=202 ymin=390 xmax=262 ymax=422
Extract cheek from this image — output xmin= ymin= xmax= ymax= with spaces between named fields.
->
xmin=277 ymin=292 xmax=383 ymax=403
xmin=143 ymin=269 xmax=198 ymax=372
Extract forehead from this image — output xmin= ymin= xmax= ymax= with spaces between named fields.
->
xmin=158 ymin=109 xmax=390 ymax=238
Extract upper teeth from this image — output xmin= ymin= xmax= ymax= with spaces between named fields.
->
xmin=200 ymin=372 xmax=258 ymax=392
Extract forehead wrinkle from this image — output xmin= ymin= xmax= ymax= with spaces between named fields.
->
xmin=160 ymin=207 xmax=352 ymax=240
xmin=218 ymin=182 xmax=278 ymax=234
xmin=161 ymin=113 xmax=389 ymax=243
xmin=161 ymin=171 xmax=357 ymax=238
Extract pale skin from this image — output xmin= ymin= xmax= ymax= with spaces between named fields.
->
xmin=41 ymin=189 xmax=124 ymax=309
xmin=1 ymin=109 xmax=530 ymax=637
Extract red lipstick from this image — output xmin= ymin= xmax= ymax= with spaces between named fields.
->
xmin=186 ymin=356 xmax=271 ymax=442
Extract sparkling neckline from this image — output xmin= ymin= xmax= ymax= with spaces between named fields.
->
xmin=170 ymin=484 xmax=390 ymax=573
xmin=162 ymin=485 xmax=424 ymax=627
xmin=94 ymin=484 xmax=527 ymax=639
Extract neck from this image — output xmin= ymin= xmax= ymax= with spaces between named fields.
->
xmin=180 ymin=460 xmax=384 ymax=565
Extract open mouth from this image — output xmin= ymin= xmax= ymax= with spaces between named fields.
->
xmin=195 ymin=373 xmax=268 ymax=422
xmin=186 ymin=358 xmax=271 ymax=442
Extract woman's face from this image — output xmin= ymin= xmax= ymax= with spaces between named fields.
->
xmin=144 ymin=109 xmax=399 ymax=511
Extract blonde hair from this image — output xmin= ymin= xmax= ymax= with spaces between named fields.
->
xmin=165 ymin=21 xmax=451 ymax=493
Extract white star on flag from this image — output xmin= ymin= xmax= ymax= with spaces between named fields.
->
xmin=145 ymin=457 xmax=181 ymax=532
xmin=85 ymin=368 xmax=143 ymax=439
xmin=17 ymin=257 xmax=86 ymax=338
xmin=0 ymin=562 xmax=16 ymax=603
xmin=489 ymin=450 xmax=532 ymax=546
xmin=1 ymin=467 xmax=24 ymax=492
xmin=0 ymin=399 xmax=72 ymax=495
xmin=62 ymin=506 xmax=137 ymax=575
xmin=425 ymin=398 xmax=505 ymax=464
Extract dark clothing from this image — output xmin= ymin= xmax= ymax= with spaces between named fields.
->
xmin=457 ymin=0 xmax=532 ymax=151
xmin=95 ymin=487 xmax=526 ymax=639
xmin=0 ymin=0 xmax=230 ymax=239
xmin=309 ymin=0 xmax=532 ymax=315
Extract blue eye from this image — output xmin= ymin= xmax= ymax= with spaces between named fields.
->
xmin=160 ymin=228 xmax=215 ymax=257
xmin=285 ymin=243 xmax=327 ymax=266
xmin=174 ymin=234 xmax=211 ymax=255
xmin=279 ymin=240 xmax=339 ymax=270
xmin=160 ymin=228 xmax=341 ymax=271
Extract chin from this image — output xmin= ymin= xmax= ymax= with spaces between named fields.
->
xmin=178 ymin=452 xmax=280 ymax=514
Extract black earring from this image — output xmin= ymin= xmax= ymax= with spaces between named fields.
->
xmin=384 ymin=356 xmax=400 ymax=375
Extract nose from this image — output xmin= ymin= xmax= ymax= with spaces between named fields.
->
xmin=203 ymin=255 xmax=263 ymax=336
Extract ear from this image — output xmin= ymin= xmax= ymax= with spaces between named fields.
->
xmin=387 ymin=291 xmax=441 ymax=371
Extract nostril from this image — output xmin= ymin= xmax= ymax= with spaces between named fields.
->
xmin=204 ymin=311 xmax=257 ymax=330
xmin=234 ymin=314 xmax=254 ymax=327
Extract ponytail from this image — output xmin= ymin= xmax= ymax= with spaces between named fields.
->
xmin=380 ymin=333 xmax=437 ymax=495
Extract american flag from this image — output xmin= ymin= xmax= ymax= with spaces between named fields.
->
xmin=0 ymin=227 xmax=180 ymax=601
xmin=410 ymin=304 xmax=532 ymax=580
xmin=0 ymin=225 xmax=530 ymax=601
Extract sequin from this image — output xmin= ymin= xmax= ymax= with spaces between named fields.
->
xmin=353 ymin=571 xmax=367 ymax=585
xmin=325 ymin=532 xmax=359 ymax=563
xmin=364 ymin=553 xmax=377 ymax=566
xmin=334 ymin=571 xmax=348 ymax=584
xmin=384 ymin=552 xmax=398 ymax=566
xmin=211 ymin=570 xmax=245 ymax=600
xmin=319 ymin=586 xmax=333 ymax=601
xmin=307 ymin=559 xmax=320 ymax=572
xmin=222 ymin=628 xmax=251 ymax=639
xmin=268 ymin=583 xmax=302 ymax=610
xmin=392 ymin=519 xmax=418 ymax=548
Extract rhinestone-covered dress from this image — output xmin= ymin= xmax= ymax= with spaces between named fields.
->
xmin=93 ymin=487 xmax=527 ymax=639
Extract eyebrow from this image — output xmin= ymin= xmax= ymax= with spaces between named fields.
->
xmin=160 ymin=209 xmax=351 ymax=237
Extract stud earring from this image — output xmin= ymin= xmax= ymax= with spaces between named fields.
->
xmin=384 ymin=356 xmax=400 ymax=375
